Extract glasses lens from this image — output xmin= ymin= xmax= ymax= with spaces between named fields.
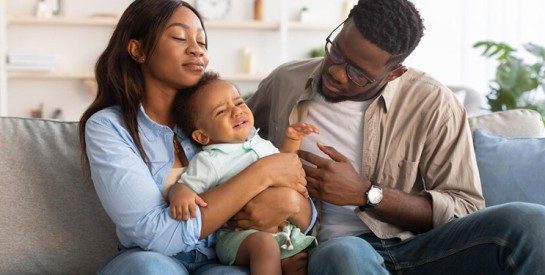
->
xmin=346 ymin=64 xmax=369 ymax=86
xmin=325 ymin=38 xmax=374 ymax=87
xmin=326 ymin=41 xmax=344 ymax=64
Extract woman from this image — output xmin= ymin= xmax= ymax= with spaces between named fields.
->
xmin=78 ymin=1 xmax=314 ymax=274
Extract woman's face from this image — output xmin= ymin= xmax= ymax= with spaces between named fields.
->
xmin=143 ymin=6 xmax=209 ymax=90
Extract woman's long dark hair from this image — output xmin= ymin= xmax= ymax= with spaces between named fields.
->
xmin=78 ymin=0 xmax=206 ymax=175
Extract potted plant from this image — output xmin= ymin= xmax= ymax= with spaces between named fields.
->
xmin=473 ymin=41 xmax=545 ymax=119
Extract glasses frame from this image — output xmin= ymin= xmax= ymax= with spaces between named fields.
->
xmin=324 ymin=20 xmax=377 ymax=87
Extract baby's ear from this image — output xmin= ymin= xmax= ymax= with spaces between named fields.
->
xmin=192 ymin=130 xmax=210 ymax=145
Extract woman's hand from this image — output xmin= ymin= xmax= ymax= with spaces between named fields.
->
xmin=253 ymin=153 xmax=308 ymax=197
xmin=230 ymin=187 xmax=303 ymax=231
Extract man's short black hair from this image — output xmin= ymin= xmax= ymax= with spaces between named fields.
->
xmin=349 ymin=0 xmax=425 ymax=66
xmin=173 ymin=71 xmax=220 ymax=139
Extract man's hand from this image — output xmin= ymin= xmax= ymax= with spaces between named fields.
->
xmin=169 ymin=184 xmax=207 ymax=220
xmin=298 ymin=142 xmax=370 ymax=206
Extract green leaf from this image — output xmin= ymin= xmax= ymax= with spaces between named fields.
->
xmin=524 ymin=43 xmax=545 ymax=60
xmin=475 ymin=40 xmax=545 ymax=115
xmin=473 ymin=41 xmax=516 ymax=60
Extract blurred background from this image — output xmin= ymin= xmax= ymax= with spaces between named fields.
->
xmin=1 ymin=0 xmax=544 ymax=120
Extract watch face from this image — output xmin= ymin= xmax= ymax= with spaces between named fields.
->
xmin=368 ymin=186 xmax=383 ymax=205
xmin=196 ymin=0 xmax=231 ymax=20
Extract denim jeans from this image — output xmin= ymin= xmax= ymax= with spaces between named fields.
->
xmin=97 ymin=248 xmax=249 ymax=275
xmin=309 ymin=202 xmax=545 ymax=275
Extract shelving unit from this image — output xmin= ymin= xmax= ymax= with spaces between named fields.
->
xmin=0 ymin=0 xmax=339 ymax=120
xmin=7 ymin=71 xmax=93 ymax=79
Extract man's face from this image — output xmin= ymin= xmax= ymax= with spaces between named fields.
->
xmin=320 ymin=19 xmax=395 ymax=103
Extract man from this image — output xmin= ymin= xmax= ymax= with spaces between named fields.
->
xmin=248 ymin=0 xmax=545 ymax=273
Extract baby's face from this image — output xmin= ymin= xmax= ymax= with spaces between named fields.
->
xmin=193 ymin=80 xmax=254 ymax=144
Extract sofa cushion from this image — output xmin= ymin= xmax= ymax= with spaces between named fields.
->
xmin=468 ymin=109 xmax=545 ymax=138
xmin=0 ymin=117 xmax=117 ymax=274
xmin=474 ymin=128 xmax=545 ymax=207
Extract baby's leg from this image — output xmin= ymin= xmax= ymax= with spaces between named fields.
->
xmin=234 ymin=231 xmax=281 ymax=275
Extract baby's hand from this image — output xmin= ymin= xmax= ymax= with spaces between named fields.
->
xmin=169 ymin=184 xmax=207 ymax=220
xmin=286 ymin=122 xmax=320 ymax=141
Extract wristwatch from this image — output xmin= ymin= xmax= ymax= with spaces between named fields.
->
xmin=359 ymin=181 xmax=383 ymax=211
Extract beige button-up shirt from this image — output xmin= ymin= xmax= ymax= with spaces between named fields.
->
xmin=248 ymin=58 xmax=484 ymax=240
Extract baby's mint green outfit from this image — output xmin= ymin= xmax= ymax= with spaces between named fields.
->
xmin=179 ymin=128 xmax=317 ymax=265
xmin=216 ymin=222 xmax=317 ymax=264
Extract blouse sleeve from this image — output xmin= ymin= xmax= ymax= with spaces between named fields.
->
xmin=85 ymin=115 xmax=208 ymax=256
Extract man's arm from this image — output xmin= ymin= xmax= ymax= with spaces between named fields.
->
xmin=301 ymin=143 xmax=433 ymax=233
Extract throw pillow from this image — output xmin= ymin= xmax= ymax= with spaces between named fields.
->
xmin=474 ymin=128 xmax=545 ymax=207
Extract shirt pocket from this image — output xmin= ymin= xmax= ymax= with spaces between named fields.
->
xmin=380 ymin=159 xmax=419 ymax=192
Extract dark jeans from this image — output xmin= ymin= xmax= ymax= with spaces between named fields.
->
xmin=309 ymin=202 xmax=545 ymax=274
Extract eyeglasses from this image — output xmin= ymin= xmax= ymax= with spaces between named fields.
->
xmin=324 ymin=20 xmax=376 ymax=87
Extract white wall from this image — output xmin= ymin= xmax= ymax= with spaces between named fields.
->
xmin=2 ymin=0 xmax=544 ymax=120
xmin=408 ymin=0 xmax=545 ymax=95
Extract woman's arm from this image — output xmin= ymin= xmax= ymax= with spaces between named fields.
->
xmin=86 ymin=115 xmax=203 ymax=256
xmin=198 ymin=153 xmax=308 ymax=238
xmin=229 ymin=187 xmax=315 ymax=233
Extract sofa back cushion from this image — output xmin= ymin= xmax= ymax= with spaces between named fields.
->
xmin=468 ymin=109 xmax=545 ymax=138
xmin=468 ymin=109 xmax=545 ymax=207
xmin=474 ymin=129 xmax=545 ymax=207
xmin=0 ymin=117 xmax=117 ymax=274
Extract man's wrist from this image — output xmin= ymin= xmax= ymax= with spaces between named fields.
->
xmin=359 ymin=181 xmax=383 ymax=211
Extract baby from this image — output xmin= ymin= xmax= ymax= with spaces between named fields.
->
xmin=169 ymin=71 xmax=318 ymax=275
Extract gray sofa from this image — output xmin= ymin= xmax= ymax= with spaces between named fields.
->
xmin=1 ymin=109 xmax=544 ymax=274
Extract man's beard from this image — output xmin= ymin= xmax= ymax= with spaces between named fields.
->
xmin=317 ymin=75 xmax=386 ymax=103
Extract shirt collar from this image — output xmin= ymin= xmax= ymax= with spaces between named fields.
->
xmin=379 ymin=74 xmax=401 ymax=113
xmin=302 ymin=59 xmax=324 ymax=101
xmin=202 ymin=127 xmax=260 ymax=153
xmin=137 ymin=104 xmax=174 ymax=141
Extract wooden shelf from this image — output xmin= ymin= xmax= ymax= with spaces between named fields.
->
xmin=6 ymin=16 xmax=281 ymax=30
xmin=7 ymin=16 xmax=118 ymax=26
xmin=205 ymin=20 xmax=279 ymax=30
xmin=7 ymin=17 xmax=335 ymax=31
xmin=7 ymin=71 xmax=265 ymax=82
xmin=223 ymin=73 xmax=267 ymax=81
xmin=7 ymin=71 xmax=94 ymax=79
xmin=288 ymin=21 xmax=337 ymax=31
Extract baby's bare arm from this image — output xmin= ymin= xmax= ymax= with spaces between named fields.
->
xmin=279 ymin=122 xmax=319 ymax=153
